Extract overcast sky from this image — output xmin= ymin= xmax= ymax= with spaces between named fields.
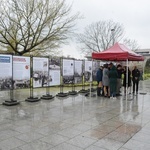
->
xmin=62 ymin=0 xmax=150 ymax=58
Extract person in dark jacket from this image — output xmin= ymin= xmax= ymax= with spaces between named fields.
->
xmin=102 ymin=64 xmax=109 ymax=97
xmin=123 ymin=66 xmax=131 ymax=94
xmin=96 ymin=66 xmax=103 ymax=96
xmin=132 ymin=66 xmax=140 ymax=94
xmin=109 ymin=63 xmax=118 ymax=99
xmin=116 ymin=64 xmax=124 ymax=96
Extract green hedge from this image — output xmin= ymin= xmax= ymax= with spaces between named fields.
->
xmin=145 ymin=67 xmax=150 ymax=74
xmin=143 ymin=66 xmax=150 ymax=80
xmin=143 ymin=73 xmax=150 ymax=80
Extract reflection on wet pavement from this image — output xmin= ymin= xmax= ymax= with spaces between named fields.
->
xmin=0 ymin=80 xmax=150 ymax=149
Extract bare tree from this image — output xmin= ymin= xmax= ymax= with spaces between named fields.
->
xmin=76 ymin=20 xmax=124 ymax=55
xmin=0 ymin=0 xmax=79 ymax=55
xmin=123 ymin=39 xmax=140 ymax=51
xmin=76 ymin=20 xmax=140 ymax=56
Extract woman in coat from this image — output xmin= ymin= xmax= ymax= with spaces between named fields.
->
xmin=109 ymin=64 xmax=118 ymax=99
xmin=96 ymin=66 xmax=103 ymax=96
xmin=102 ymin=64 xmax=109 ymax=97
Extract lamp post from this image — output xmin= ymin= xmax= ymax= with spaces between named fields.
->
xmin=111 ymin=28 xmax=115 ymax=45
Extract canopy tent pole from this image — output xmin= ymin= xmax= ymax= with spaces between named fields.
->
xmin=142 ymin=61 xmax=145 ymax=80
xmin=125 ymin=59 xmax=134 ymax=101
xmin=126 ymin=59 xmax=128 ymax=98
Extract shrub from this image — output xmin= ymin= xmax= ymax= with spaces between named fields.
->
xmin=143 ymin=73 xmax=150 ymax=80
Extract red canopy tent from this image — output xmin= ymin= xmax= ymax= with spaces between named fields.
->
xmin=92 ymin=43 xmax=144 ymax=99
xmin=92 ymin=42 xmax=144 ymax=61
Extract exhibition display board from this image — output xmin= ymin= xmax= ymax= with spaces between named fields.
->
xmin=0 ymin=54 xmax=102 ymax=104
xmin=92 ymin=61 xmax=100 ymax=81
xmin=74 ymin=60 xmax=83 ymax=84
xmin=33 ymin=57 xmax=49 ymax=88
xmin=13 ymin=56 xmax=30 ymax=89
xmin=0 ymin=55 xmax=99 ymax=92
xmin=62 ymin=59 xmax=74 ymax=84
xmin=84 ymin=60 xmax=93 ymax=82
xmin=0 ymin=54 xmax=101 ymax=102
xmin=0 ymin=54 xmax=12 ymax=90
xmin=49 ymin=58 xmax=61 ymax=86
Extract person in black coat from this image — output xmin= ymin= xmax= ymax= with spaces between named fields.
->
xmin=109 ymin=64 xmax=118 ymax=98
xmin=96 ymin=66 xmax=103 ymax=96
xmin=116 ymin=64 xmax=124 ymax=96
xmin=123 ymin=66 xmax=131 ymax=94
xmin=132 ymin=66 xmax=140 ymax=94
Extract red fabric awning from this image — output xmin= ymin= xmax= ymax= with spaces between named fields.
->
xmin=92 ymin=43 xmax=144 ymax=61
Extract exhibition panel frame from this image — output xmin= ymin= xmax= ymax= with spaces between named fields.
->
xmin=13 ymin=56 xmax=30 ymax=89
xmin=0 ymin=54 xmax=13 ymax=91
xmin=32 ymin=56 xmax=49 ymax=88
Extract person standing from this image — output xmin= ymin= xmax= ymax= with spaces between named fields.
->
xmin=123 ymin=66 xmax=132 ymax=94
xmin=132 ymin=66 xmax=140 ymax=94
xmin=102 ymin=64 xmax=109 ymax=97
xmin=109 ymin=63 xmax=118 ymax=99
xmin=96 ymin=66 xmax=103 ymax=96
xmin=116 ymin=64 xmax=123 ymax=96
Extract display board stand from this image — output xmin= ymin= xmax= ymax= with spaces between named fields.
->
xmin=88 ymin=83 xmax=97 ymax=92
xmin=83 ymin=60 xmax=96 ymax=97
xmin=79 ymin=62 xmax=88 ymax=93
xmin=25 ymin=56 xmax=40 ymax=102
xmin=25 ymin=84 xmax=40 ymax=102
xmin=41 ymin=88 xmax=55 ymax=100
xmin=85 ymin=82 xmax=96 ymax=97
xmin=88 ymin=60 xmax=97 ymax=92
xmin=41 ymin=57 xmax=55 ymax=100
xmin=68 ymin=80 xmax=78 ymax=95
xmin=3 ymin=88 xmax=20 ymax=106
xmin=56 ymin=85 xmax=68 ymax=97
xmin=56 ymin=58 xmax=68 ymax=97
xmin=78 ymin=78 xmax=88 ymax=93
xmin=3 ymin=54 xmax=20 ymax=106
xmin=68 ymin=61 xmax=78 ymax=95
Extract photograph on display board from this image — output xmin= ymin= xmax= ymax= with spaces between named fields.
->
xmin=84 ymin=60 xmax=92 ymax=82
xmin=13 ymin=56 xmax=30 ymax=89
xmin=74 ymin=60 xmax=83 ymax=84
xmin=62 ymin=59 xmax=74 ymax=84
xmin=92 ymin=61 xmax=100 ymax=81
xmin=33 ymin=57 xmax=49 ymax=88
xmin=0 ymin=54 xmax=12 ymax=90
xmin=49 ymin=58 xmax=61 ymax=86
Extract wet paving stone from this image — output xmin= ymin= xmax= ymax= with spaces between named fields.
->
xmin=0 ymin=81 xmax=150 ymax=149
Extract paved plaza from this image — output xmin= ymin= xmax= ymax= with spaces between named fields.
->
xmin=0 ymin=80 xmax=150 ymax=150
